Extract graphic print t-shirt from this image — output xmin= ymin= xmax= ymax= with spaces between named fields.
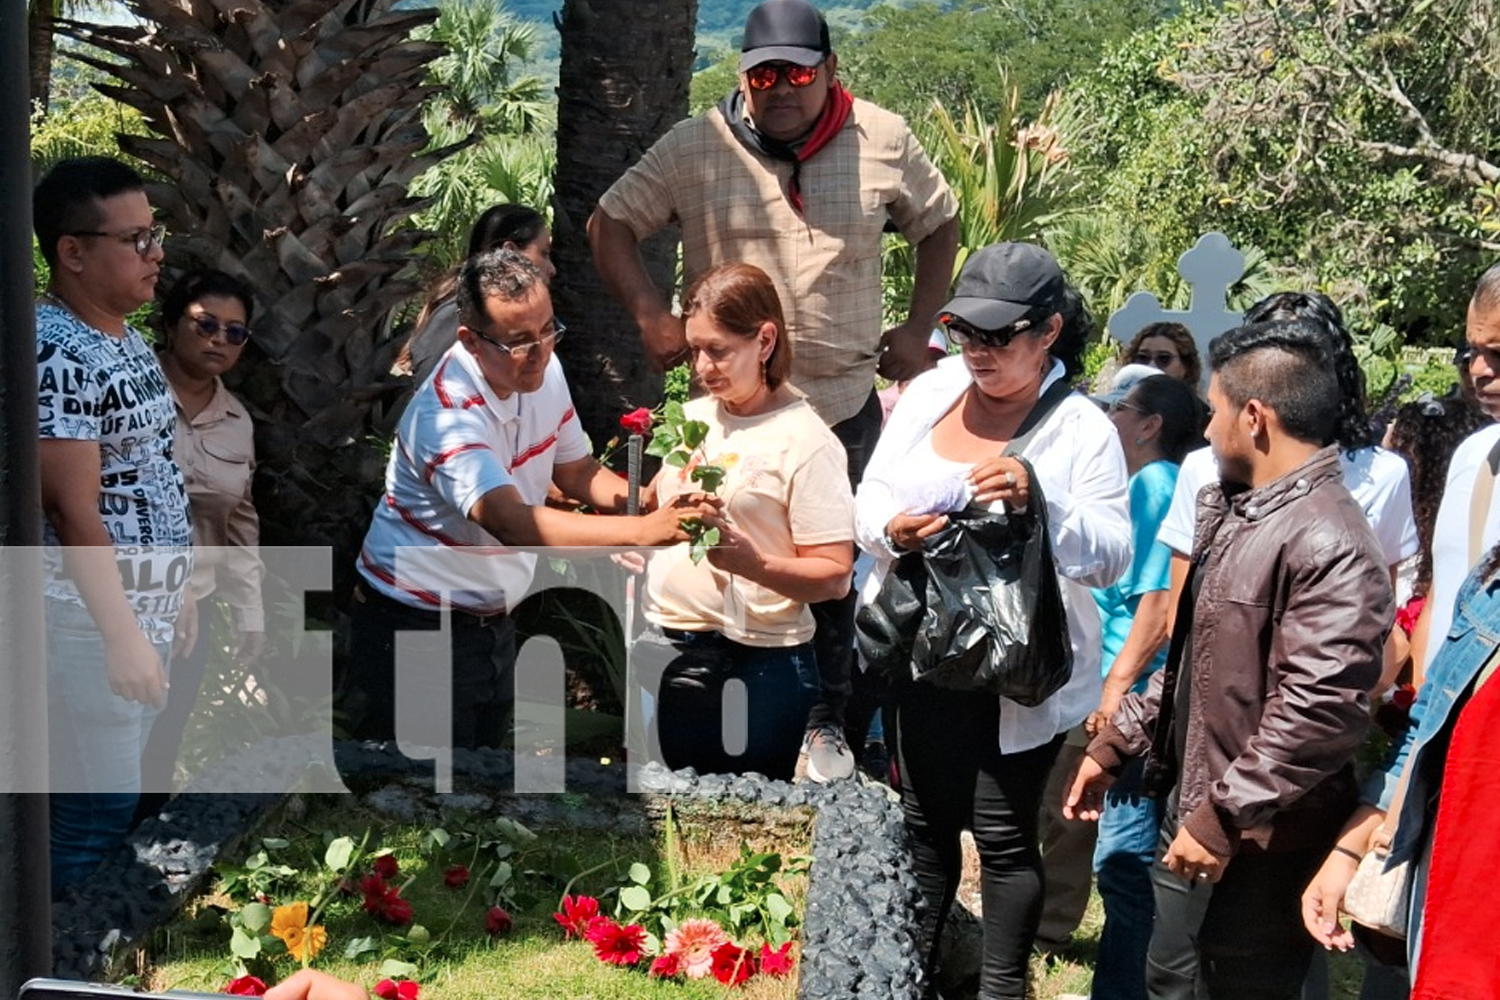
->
xmin=37 ymin=303 xmax=192 ymax=643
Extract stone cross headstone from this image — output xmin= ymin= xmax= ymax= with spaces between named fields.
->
xmin=1106 ymin=232 xmax=1248 ymax=390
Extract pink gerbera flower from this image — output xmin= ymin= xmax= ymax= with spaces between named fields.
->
xmin=664 ymin=918 xmax=730 ymax=979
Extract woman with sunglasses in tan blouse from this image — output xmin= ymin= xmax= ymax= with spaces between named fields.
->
xmin=136 ymin=269 xmax=266 ymax=820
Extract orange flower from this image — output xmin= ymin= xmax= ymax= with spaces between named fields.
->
xmin=270 ymin=901 xmax=327 ymax=962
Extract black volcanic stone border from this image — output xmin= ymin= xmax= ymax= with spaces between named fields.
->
xmin=52 ymin=738 xmax=926 ymax=999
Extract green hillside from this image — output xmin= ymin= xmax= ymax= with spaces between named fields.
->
xmin=502 ymin=0 xmax=929 ymax=68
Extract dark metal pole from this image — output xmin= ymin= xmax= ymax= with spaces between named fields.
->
xmin=0 ymin=0 xmax=54 ymax=986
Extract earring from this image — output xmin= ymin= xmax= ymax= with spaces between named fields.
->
xmin=1134 ymin=437 xmax=1145 ymax=446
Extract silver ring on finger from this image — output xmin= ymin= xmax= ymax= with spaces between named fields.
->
xmin=1004 ymin=471 xmax=1017 ymax=487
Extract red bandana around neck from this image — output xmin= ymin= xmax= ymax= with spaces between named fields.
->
xmin=720 ymin=82 xmax=855 ymax=216
xmin=785 ymin=82 xmax=853 ymax=214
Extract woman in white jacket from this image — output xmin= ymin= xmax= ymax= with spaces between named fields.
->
xmin=856 ymin=243 xmax=1131 ymax=999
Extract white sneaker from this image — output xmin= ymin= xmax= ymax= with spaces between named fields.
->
xmin=798 ymin=724 xmax=855 ymax=783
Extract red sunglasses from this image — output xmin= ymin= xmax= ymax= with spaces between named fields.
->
xmin=745 ymin=63 xmax=820 ymax=91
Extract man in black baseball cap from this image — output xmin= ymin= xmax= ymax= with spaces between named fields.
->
xmin=590 ymin=0 xmax=958 ymax=785
xmin=738 ymin=0 xmax=832 ymax=72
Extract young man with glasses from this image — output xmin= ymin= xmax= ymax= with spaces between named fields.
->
xmin=347 ymin=249 xmax=716 ymax=751
xmin=32 ymin=156 xmax=192 ymax=893
xmin=589 ymin=0 xmax=959 ymax=782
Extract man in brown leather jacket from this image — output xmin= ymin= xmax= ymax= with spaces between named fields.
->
xmin=1065 ymin=319 xmax=1394 ymax=1000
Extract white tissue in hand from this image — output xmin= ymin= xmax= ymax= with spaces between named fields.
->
xmin=899 ymin=475 xmax=972 ymax=516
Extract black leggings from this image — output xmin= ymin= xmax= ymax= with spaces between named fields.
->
xmin=897 ymin=681 xmax=1063 ymax=1000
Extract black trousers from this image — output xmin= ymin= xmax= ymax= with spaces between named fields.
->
xmin=897 ymin=681 xmax=1064 ymax=1000
xmin=1147 ymin=808 xmax=1324 ymax=1000
xmin=344 ymin=583 xmax=515 ymax=750
xmin=807 ymin=389 xmax=883 ymax=734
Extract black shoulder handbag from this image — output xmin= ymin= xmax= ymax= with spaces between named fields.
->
xmin=855 ymin=379 xmax=1075 ymax=705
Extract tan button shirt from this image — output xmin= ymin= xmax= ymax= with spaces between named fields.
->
xmin=599 ymin=97 xmax=957 ymax=426
xmin=173 ymin=379 xmax=265 ymax=631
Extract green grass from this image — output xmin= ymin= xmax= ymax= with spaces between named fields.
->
xmin=130 ymin=791 xmax=805 ymax=1000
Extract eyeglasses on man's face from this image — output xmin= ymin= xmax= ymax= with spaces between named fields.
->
xmin=68 ymin=223 xmax=167 ymax=258
xmin=1134 ymin=350 xmax=1180 ymax=369
xmin=941 ymin=314 xmax=1032 ymax=351
xmin=472 ymin=319 xmax=566 ymax=361
xmin=188 ymin=313 xmax=251 ymax=346
xmin=1457 ymin=343 xmax=1500 ymax=374
xmin=745 ymin=62 xmax=820 ymax=91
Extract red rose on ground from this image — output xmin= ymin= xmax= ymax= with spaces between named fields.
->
xmin=372 ymin=854 xmax=400 ymax=880
xmin=759 ymin=941 xmax=796 ymax=976
xmin=443 ymin=864 xmax=470 ymax=889
xmin=711 ymin=942 xmax=756 ymax=985
xmin=224 ymin=975 xmax=267 ymax=996
xmin=552 ymin=893 xmax=601 ymax=939
xmin=372 ymin=980 xmax=419 ymax=1000
xmin=649 ymin=953 xmax=682 ymax=978
xmin=586 ymin=917 xmax=647 ymax=965
xmin=620 ymin=407 xmax=654 ymax=436
xmin=359 ymin=874 xmax=387 ymax=915
xmin=380 ymin=890 xmax=414 ymax=926
xmin=485 ymin=905 xmax=513 ymax=937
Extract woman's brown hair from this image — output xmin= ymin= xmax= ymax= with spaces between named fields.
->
xmin=681 ymin=263 xmax=793 ymax=390
xmin=1123 ymin=321 xmax=1202 ymax=388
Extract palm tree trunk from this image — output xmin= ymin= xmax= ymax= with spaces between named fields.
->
xmin=550 ymin=0 xmax=698 ymax=448
xmin=28 ymin=0 xmax=56 ymax=116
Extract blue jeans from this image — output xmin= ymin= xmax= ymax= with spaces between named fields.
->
xmin=635 ymin=626 xmax=819 ymax=780
xmin=47 ymin=598 xmax=170 ymax=893
xmin=1092 ymin=757 xmax=1163 ymax=1000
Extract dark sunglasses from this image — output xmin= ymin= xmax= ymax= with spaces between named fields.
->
xmin=940 ymin=313 xmax=1032 ymax=350
xmin=1134 ymin=350 xmax=1180 ymax=368
xmin=189 ymin=313 xmax=251 ymax=346
xmin=745 ymin=62 xmax=820 ymax=91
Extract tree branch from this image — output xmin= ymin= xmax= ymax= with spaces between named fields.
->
xmin=1353 ymin=138 xmax=1500 ymax=185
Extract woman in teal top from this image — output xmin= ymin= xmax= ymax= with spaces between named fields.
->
xmin=1085 ymin=372 xmax=1205 ymax=1000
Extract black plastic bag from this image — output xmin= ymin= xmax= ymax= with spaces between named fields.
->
xmin=854 ymin=551 xmax=926 ymax=682
xmin=857 ymin=464 xmax=1073 ymax=705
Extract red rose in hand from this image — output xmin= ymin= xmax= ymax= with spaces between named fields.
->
xmin=224 ymin=975 xmax=268 ymax=996
xmin=443 ymin=864 xmax=470 ymax=889
xmin=372 ymin=854 xmax=400 ymax=880
xmin=620 ymin=407 xmax=654 ymax=436
xmin=759 ymin=941 xmax=796 ymax=976
xmin=485 ymin=905 xmax=513 ymax=937
xmin=711 ymin=942 xmax=756 ymax=985
xmin=373 ymin=980 xmax=419 ymax=1000
xmin=1391 ymin=683 xmax=1417 ymax=711
xmin=586 ymin=917 xmax=647 ymax=965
